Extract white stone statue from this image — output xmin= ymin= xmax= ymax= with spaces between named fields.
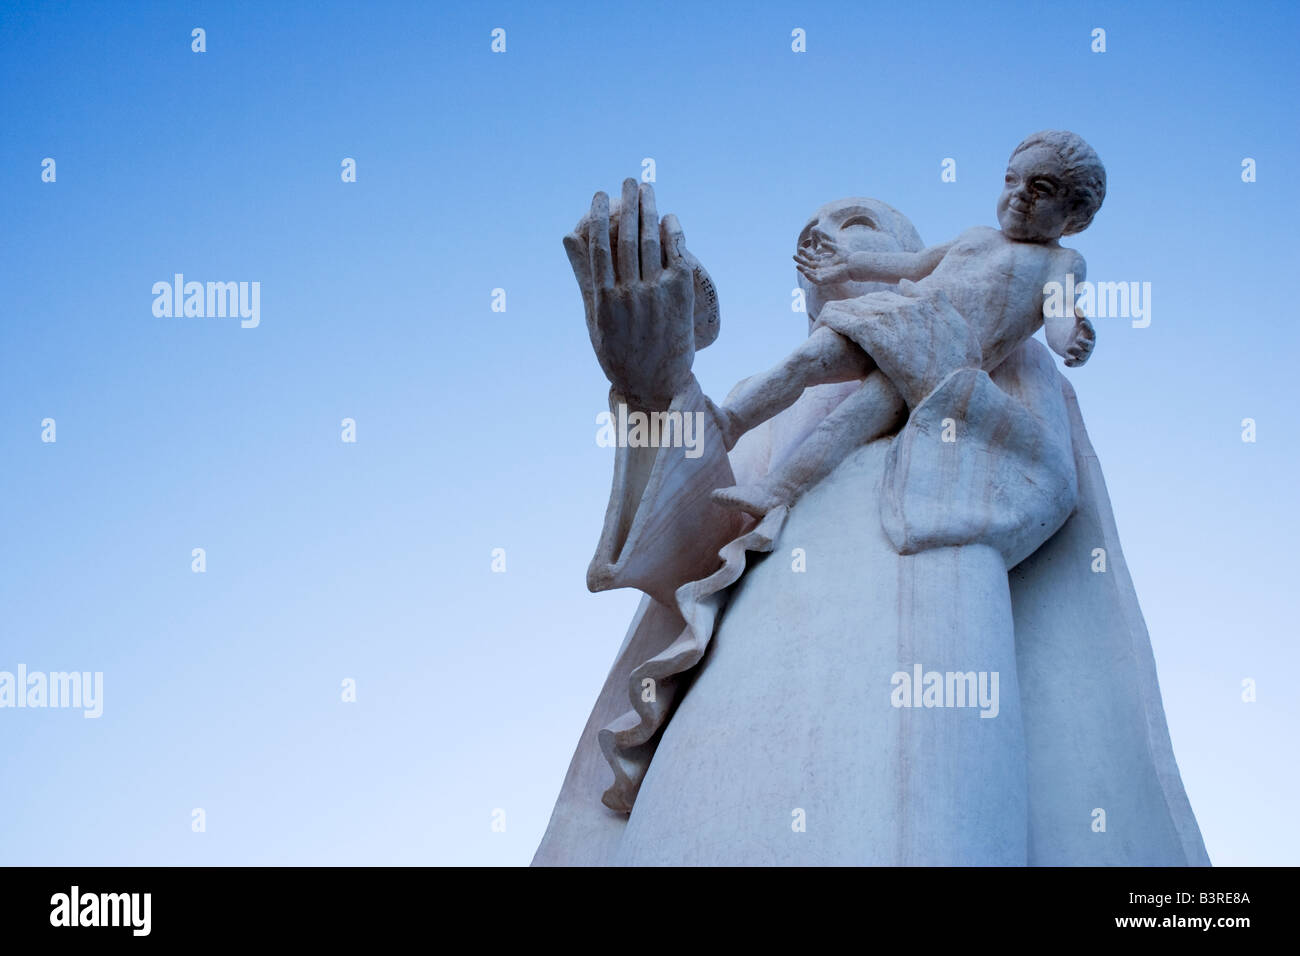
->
xmin=713 ymin=130 xmax=1102 ymax=517
xmin=535 ymin=133 xmax=1209 ymax=866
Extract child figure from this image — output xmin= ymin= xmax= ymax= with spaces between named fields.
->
xmin=711 ymin=130 xmax=1105 ymax=517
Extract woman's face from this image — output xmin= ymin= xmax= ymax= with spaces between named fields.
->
xmin=796 ymin=200 xmax=909 ymax=320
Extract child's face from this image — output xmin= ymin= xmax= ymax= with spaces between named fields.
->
xmin=997 ymin=146 xmax=1072 ymax=241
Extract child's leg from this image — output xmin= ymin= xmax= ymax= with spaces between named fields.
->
xmin=712 ymin=370 xmax=906 ymax=517
xmin=714 ymin=326 xmax=872 ymax=449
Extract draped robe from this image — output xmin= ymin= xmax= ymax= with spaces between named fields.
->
xmin=533 ymin=291 xmax=1209 ymax=867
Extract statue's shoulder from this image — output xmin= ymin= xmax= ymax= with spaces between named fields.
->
xmin=947 ymin=225 xmax=1001 ymax=251
xmin=1055 ymin=244 xmax=1087 ymax=278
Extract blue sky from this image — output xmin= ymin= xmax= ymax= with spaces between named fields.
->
xmin=1 ymin=0 xmax=1296 ymax=865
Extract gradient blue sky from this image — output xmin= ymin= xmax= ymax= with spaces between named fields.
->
xmin=1 ymin=0 xmax=1296 ymax=865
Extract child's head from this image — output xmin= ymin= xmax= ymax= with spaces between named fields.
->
xmin=997 ymin=130 xmax=1106 ymax=241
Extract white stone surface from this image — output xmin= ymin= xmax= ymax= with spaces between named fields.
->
xmin=535 ymin=151 xmax=1208 ymax=866
xmin=714 ymin=131 xmax=1103 ymax=518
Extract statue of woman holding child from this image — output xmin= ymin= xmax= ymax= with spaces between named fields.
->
xmin=533 ymin=133 xmax=1209 ymax=867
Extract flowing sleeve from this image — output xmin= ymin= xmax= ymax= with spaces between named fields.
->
xmin=586 ymin=376 xmax=748 ymax=609
xmin=581 ymin=375 xmax=780 ymax=812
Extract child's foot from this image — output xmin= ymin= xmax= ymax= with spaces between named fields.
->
xmin=711 ymin=483 xmax=787 ymax=518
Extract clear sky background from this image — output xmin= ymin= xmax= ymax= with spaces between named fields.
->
xmin=1 ymin=0 xmax=1296 ymax=866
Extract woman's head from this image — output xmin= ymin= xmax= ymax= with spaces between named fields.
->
xmin=796 ymin=198 xmax=924 ymax=322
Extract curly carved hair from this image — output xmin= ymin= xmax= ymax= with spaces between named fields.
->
xmin=1011 ymin=130 xmax=1106 ymax=235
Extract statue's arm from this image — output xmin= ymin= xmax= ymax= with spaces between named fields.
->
xmin=1044 ymin=251 xmax=1094 ymax=367
xmin=794 ymin=240 xmax=954 ymax=286
xmin=565 ymin=181 xmax=745 ymax=606
xmin=846 ymin=241 xmax=953 ymax=282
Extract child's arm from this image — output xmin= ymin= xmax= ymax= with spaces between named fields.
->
xmin=795 ymin=240 xmax=953 ymax=286
xmin=1059 ymin=315 xmax=1095 ymax=367
xmin=1044 ymin=252 xmax=1095 ymax=367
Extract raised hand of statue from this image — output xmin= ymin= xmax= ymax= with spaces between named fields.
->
xmin=564 ymin=179 xmax=717 ymax=411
